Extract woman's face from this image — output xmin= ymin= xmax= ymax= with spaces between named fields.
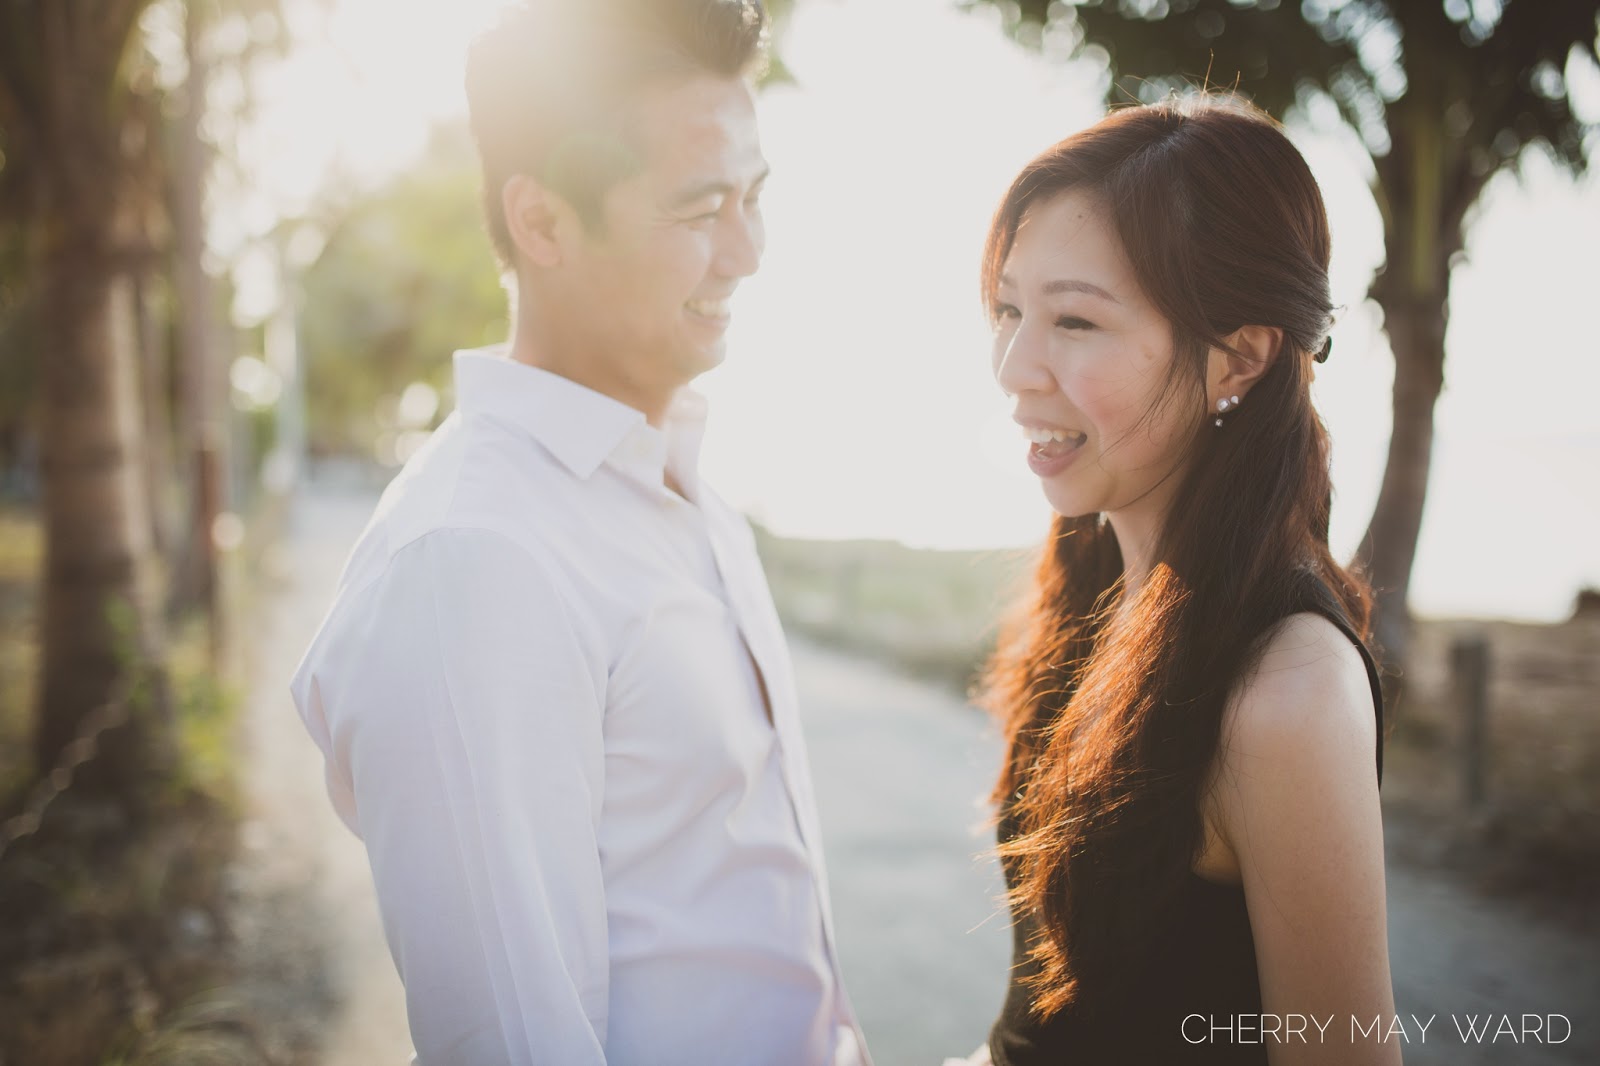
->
xmin=991 ymin=188 xmax=1201 ymax=530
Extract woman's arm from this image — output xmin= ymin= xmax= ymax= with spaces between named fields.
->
xmin=1211 ymin=613 xmax=1401 ymax=1066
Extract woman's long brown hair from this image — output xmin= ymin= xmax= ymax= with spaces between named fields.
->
xmin=979 ymin=95 xmax=1373 ymax=1018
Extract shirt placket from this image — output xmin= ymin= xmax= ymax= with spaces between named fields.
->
xmin=699 ymin=517 xmax=869 ymax=1060
xmin=630 ymin=435 xmax=866 ymax=1060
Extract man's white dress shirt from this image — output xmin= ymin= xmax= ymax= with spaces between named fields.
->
xmin=290 ymin=347 xmax=866 ymax=1065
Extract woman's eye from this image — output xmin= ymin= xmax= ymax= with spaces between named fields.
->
xmin=1056 ymin=315 xmax=1096 ymax=331
xmin=992 ymin=303 xmax=1020 ymax=322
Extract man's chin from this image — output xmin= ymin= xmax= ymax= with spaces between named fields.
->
xmin=683 ymin=342 xmax=727 ymax=378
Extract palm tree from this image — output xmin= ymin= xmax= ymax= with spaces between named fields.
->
xmin=970 ymin=0 xmax=1598 ymax=675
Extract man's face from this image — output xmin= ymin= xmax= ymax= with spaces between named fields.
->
xmin=545 ymin=75 xmax=768 ymax=417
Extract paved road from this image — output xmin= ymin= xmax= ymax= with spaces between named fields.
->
xmin=234 ymin=483 xmax=1598 ymax=1065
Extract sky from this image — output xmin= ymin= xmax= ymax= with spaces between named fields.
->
xmin=219 ymin=0 xmax=1600 ymax=622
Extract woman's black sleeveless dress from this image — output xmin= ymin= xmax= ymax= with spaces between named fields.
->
xmin=987 ymin=582 xmax=1385 ymax=1066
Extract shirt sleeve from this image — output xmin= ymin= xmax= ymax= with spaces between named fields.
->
xmin=306 ymin=526 xmax=610 ymax=1065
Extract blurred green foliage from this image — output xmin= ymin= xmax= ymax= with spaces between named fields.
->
xmin=300 ymin=123 xmax=506 ymax=458
xmin=754 ymin=524 xmax=1033 ymax=693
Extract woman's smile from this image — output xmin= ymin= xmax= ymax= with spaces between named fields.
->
xmin=1018 ymin=420 xmax=1089 ymax=477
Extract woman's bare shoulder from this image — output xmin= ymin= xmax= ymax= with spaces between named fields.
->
xmin=1205 ymin=612 xmax=1378 ymax=846
xmin=1223 ymin=612 xmax=1375 ymax=758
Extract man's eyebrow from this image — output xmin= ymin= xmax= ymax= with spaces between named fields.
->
xmin=666 ymin=166 xmax=771 ymax=209
xmin=997 ymin=273 xmax=1120 ymax=304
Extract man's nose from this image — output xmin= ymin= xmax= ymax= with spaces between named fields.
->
xmin=715 ymin=208 xmax=763 ymax=279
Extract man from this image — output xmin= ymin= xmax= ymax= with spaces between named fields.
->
xmin=289 ymin=2 xmax=868 ymax=1062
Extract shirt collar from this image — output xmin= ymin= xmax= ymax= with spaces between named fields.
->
xmin=452 ymin=346 xmax=708 ymax=492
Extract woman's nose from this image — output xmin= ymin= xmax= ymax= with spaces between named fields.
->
xmin=994 ymin=323 xmax=1055 ymax=397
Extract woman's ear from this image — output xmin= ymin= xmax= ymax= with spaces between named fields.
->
xmin=1206 ymin=325 xmax=1282 ymax=407
xmin=501 ymin=174 xmax=575 ymax=269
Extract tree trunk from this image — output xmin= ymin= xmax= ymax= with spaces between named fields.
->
xmin=34 ymin=223 xmax=174 ymax=798
xmin=1357 ymin=288 xmax=1446 ymax=678
xmin=1356 ymin=95 xmax=1464 ymax=688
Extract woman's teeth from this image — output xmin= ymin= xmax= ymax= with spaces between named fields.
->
xmin=1022 ymin=426 xmax=1086 ymax=446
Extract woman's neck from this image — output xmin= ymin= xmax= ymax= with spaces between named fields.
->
xmin=1106 ymin=505 xmax=1162 ymax=602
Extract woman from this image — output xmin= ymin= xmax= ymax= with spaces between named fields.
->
xmin=971 ymin=96 xmax=1399 ymax=1065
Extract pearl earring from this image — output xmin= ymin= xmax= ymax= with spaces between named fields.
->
xmin=1213 ymin=394 xmax=1241 ymax=427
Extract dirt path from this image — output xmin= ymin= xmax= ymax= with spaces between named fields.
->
xmin=231 ymin=482 xmax=411 ymax=1066
xmin=236 ymin=484 xmax=1599 ymax=1065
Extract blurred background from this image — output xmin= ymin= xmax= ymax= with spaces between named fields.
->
xmin=1 ymin=0 xmax=1597 ymax=1063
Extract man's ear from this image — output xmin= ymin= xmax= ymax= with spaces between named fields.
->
xmin=1206 ymin=324 xmax=1282 ymax=407
xmin=501 ymin=174 xmax=576 ymax=269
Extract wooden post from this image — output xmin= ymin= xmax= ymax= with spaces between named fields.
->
xmin=1450 ymin=634 xmax=1490 ymax=810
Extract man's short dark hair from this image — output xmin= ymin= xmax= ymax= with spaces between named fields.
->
xmin=465 ymin=0 xmax=770 ymax=268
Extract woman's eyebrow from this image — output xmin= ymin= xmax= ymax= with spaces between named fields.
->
xmin=1041 ymin=278 xmax=1120 ymax=304
xmin=995 ymin=274 xmax=1120 ymax=305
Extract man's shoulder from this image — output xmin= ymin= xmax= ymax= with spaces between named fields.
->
xmin=292 ymin=417 xmax=606 ymax=734
xmin=337 ymin=415 xmax=574 ymax=596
